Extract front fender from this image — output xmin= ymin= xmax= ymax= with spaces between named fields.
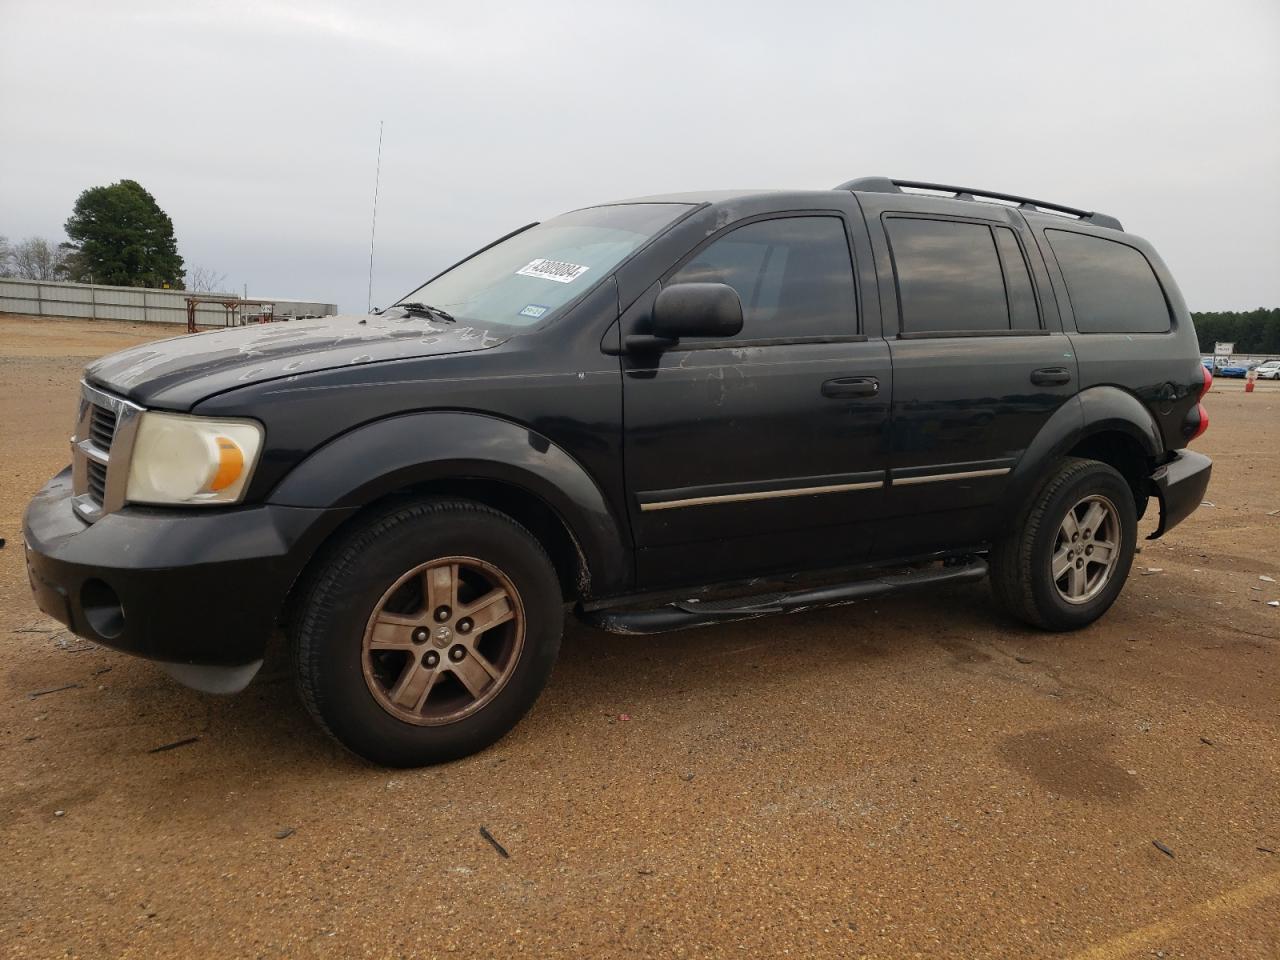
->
xmin=269 ymin=411 xmax=630 ymax=595
xmin=1006 ymin=386 xmax=1163 ymax=511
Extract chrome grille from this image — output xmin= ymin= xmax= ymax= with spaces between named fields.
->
xmin=86 ymin=460 xmax=108 ymax=502
xmin=71 ymin=382 xmax=143 ymax=523
xmin=89 ymin=405 xmax=118 ymax=450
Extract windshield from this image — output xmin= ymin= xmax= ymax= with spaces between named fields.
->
xmin=394 ymin=203 xmax=691 ymax=328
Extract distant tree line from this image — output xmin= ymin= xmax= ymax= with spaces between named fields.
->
xmin=1191 ymin=309 xmax=1280 ymax=356
xmin=2 ymin=179 xmax=223 ymax=292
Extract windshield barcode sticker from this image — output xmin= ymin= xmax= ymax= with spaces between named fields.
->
xmin=516 ymin=259 xmax=589 ymax=283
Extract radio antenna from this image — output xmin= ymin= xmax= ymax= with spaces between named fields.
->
xmin=366 ymin=119 xmax=384 ymax=313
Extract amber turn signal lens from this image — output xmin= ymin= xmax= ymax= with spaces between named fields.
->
xmin=209 ymin=436 xmax=245 ymax=491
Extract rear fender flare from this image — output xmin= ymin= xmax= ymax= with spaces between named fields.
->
xmin=1007 ymin=387 xmax=1163 ymax=516
xmin=269 ymin=411 xmax=630 ymax=595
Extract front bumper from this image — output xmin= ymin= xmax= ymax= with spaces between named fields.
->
xmin=22 ymin=468 xmax=352 ymax=689
xmin=1147 ymin=449 xmax=1212 ymax=539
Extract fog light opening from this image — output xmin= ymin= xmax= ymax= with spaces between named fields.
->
xmin=81 ymin=579 xmax=125 ymax=639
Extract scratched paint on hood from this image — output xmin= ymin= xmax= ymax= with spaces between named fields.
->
xmin=85 ymin=313 xmax=510 ymax=405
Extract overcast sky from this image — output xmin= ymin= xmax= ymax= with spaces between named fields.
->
xmin=2 ymin=0 xmax=1277 ymax=313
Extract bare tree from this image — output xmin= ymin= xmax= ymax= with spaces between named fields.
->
xmin=186 ymin=266 xmax=228 ymax=293
xmin=10 ymin=237 xmax=70 ymax=280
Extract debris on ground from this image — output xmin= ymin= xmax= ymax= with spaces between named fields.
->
xmin=1142 ymin=568 xmax=1164 ymax=575
xmin=617 ymin=713 xmax=632 ymax=722
xmin=1200 ymin=737 xmax=1214 ymax=746
xmin=1269 ymin=601 xmax=1279 ymax=608
xmin=27 ymin=683 xmax=81 ymax=700
xmin=1015 ymin=656 xmax=1033 ymax=664
xmin=1201 ymin=500 xmax=1215 ymax=507
xmin=1260 ymin=575 xmax=1277 ymax=583
xmin=479 ymin=825 xmax=510 ymax=859
xmin=55 ymin=635 xmax=96 ymax=653
xmin=1152 ymin=839 xmax=1175 ymax=858
xmin=54 ymin=810 xmax=65 ymax=818
xmin=1258 ymin=846 xmax=1276 ymax=855
xmin=13 ymin=626 xmax=55 ymax=634
xmin=680 ymin=772 xmax=695 ymax=782
xmin=147 ymin=735 xmax=201 ymax=754
xmin=274 ymin=827 xmax=296 ymax=840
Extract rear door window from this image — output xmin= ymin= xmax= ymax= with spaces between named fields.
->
xmin=668 ymin=216 xmax=857 ymax=338
xmin=886 ymin=217 xmax=1025 ymax=334
xmin=1046 ymin=230 xmax=1171 ymax=334
xmin=993 ymin=226 xmax=1040 ymax=331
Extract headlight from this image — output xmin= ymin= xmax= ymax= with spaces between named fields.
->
xmin=125 ymin=412 xmax=264 ymax=506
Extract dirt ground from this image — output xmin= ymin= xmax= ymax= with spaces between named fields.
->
xmin=1 ymin=314 xmax=1276 ymax=959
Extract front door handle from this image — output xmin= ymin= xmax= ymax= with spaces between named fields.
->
xmin=821 ymin=377 xmax=879 ymax=399
xmin=1030 ymin=367 xmax=1071 ymax=386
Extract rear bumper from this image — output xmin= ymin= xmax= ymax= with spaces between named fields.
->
xmin=1147 ymin=450 xmax=1212 ymax=539
xmin=22 ymin=467 xmax=353 ymax=683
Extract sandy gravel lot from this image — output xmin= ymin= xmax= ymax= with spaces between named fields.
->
xmin=1 ymin=315 xmax=1277 ymax=959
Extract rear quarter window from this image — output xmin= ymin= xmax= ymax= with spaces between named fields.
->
xmin=1046 ymin=230 xmax=1171 ymax=334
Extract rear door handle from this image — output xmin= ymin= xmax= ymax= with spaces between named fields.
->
xmin=821 ymin=377 xmax=879 ymax=399
xmin=1030 ymin=367 xmax=1071 ymax=386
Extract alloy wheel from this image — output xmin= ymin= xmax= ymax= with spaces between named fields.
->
xmin=361 ymin=556 xmax=525 ymax=725
xmin=1051 ymin=494 xmax=1121 ymax=605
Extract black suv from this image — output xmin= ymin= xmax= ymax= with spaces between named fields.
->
xmin=23 ymin=177 xmax=1212 ymax=766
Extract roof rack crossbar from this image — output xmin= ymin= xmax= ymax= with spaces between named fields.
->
xmin=834 ymin=177 xmax=1123 ymax=231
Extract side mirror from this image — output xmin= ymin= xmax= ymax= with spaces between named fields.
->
xmin=650 ymin=282 xmax=744 ymax=341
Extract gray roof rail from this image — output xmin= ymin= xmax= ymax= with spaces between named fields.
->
xmin=835 ymin=177 xmax=1123 ymax=231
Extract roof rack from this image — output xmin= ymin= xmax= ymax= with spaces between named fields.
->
xmin=834 ymin=177 xmax=1123 ymax=231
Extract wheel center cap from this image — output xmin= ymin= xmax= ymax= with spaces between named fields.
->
xmin=432 ymin=625 xmax=454 ymax=648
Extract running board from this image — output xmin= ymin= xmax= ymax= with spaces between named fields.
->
xmin=576 ymin=559 xmax=988 ymax=635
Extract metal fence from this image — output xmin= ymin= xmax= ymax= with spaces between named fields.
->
xmin=0 ymin=278 xmax=337 ymax=327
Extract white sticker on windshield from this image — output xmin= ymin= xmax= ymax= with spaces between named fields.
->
xmin=516 ymin=258 xmax=590 ymax=284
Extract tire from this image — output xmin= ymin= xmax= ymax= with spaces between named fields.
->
xmin=990 ymin=457 xmax=1137 ymax=631
xmin=292 ymin=498 xmax=563 ymax=767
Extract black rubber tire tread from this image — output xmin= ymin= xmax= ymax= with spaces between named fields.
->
xmin=292 ymin=497 xmax=562 ymax=767
xmin=990 ymin=457 xmax=1136 ymax=631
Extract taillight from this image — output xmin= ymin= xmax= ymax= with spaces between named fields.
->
xmin=1188 ymin=404 xmax=1209 ymax=442
xmin=1187 ymin=364 xmax=1212 ymax=442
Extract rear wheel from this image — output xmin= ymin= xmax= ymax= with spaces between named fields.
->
xmin=990 ymin=458 xmax=1137 ymax=630
xmin=293 ymin=499 xmax=562 ymax=766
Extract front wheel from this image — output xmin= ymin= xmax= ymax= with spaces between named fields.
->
xmin=292 ymin=499 xmax=563 ymax=766
xmin=990 ymin=458 xmax=1138 ymax=631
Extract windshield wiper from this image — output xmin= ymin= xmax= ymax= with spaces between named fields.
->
xmin=397 ymin=302 xmax=455 ymax=322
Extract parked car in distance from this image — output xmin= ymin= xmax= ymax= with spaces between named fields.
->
xmin=1217 ymin=361 xmax=1249 ymax=377
xmin=23 ymin=176 xmax=1213 ymax=767
xmin=1254 ymin=359 xmax=1280 ymax=380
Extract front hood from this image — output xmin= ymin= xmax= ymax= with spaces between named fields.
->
xmin=86 ymin=313 xmax=511 ymax=408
